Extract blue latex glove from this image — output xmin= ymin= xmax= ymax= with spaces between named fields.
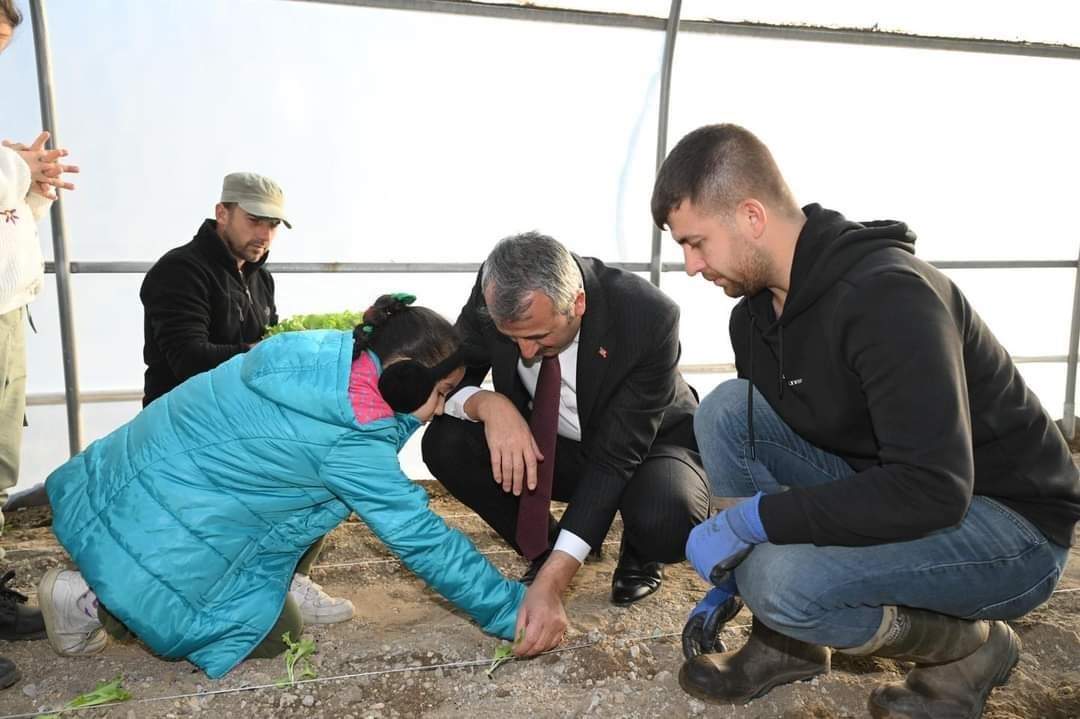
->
xmin=685 ymin=493 xmax=768 ymax=585
xmin=681 ymin=578 xmax=743 ymax=660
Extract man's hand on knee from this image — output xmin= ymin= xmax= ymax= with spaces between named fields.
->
xmin=469 ymin=391 xmax=543 ymax=495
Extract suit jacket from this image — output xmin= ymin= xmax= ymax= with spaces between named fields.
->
xmin=454 ymin=255 xmax=698 ymax=548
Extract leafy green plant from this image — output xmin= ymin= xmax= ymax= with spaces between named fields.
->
xmin=263 ymin=310 xmax=365 ymax=338
xmin=276 ymin=631 xmax=318 ymax=687
xmin=36 ymin=676 xmax=131 ymax=718
xmin=486 ymin=628 xmax=525 ymax=678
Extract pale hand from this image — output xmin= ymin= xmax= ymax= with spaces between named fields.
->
xmin=2 ymin=131 xmax=79 ymax=199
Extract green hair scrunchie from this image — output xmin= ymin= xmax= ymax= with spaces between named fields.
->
xmin=360 ymin=293 xmax=417 ymax=337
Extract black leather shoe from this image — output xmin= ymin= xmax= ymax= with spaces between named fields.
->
xmin=520 ymin=550 xmax=551 ymax=586
xmin=610 ymin=541 xmax=663 ymax=606
xmin=0 ymin=656 xmax=19 ymax=690
xmin=0 ymin=571 xmax=45 ymax=641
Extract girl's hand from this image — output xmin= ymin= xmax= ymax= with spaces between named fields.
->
xmin=3 ymin=131 xmax=79 ymax=199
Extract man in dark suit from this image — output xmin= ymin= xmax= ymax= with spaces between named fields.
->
xmin=423 ymin=232 xmax=710 ymax=651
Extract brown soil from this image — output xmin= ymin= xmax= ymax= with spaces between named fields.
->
xmin=1 ymin=477 xmax=1078 ymax=719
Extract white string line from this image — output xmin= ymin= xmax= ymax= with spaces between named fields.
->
xmin=2 ymin=590 xmax=1076 ymax=719
xmin=0 ymin=621 xmax=763 ymax=719
xmin=0 ymin=627 xmax=753 ymax=718
xmin=0 ymin=641 xmax=598 ymax=719
xmin=310 ymin=539 xmax=622 ymax=571
xmin=619 ymin=622 xmax=752 ymax=644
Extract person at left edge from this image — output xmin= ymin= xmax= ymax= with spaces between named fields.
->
xmin=139 ymin=171 xmax=353 ymax=625
xmin=0 ymin=0 xmax=80 ymax=691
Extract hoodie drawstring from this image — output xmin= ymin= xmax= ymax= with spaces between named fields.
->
xmin=745 ymin=304 xmax=756 ymax=461
xmin=778 ymin=325 xmax=785 ymax=400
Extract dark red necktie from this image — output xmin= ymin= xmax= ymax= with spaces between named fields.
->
xmin=516 ymin=354 xmax=561 ymax=559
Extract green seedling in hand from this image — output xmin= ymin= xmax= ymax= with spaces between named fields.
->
xmin=36 ymin=676 xmax=131 ymax=718
xmin=486 ymin=628 xmax=525 ymax=678
xmin=276 ymin=631 xmax=318 ymax=687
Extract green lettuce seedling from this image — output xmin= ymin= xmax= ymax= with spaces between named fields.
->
xmin=486 ymin=628 xmax=525 ymax=678
xmin=263 ymin=310 xmax=365 ymax=338
xmin=36 ymin=676 xmax=131 ymax=718
xmin=276 ymin=631 xmax=318 ymax=687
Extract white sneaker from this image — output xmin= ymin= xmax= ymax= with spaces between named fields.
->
xmin=289 ymin=574 xmax=354 ymax=624
xmin=38 ymin=567 xmax=108 ymax=657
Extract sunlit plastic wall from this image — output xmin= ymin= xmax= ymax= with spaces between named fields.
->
xmin=4 ymin=0 xmax=1078 ymax=492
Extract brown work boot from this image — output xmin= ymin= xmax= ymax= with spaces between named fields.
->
xmin=679 ymin=616 xmax=831 ymax=704
xmin=867 ymin=619 xmax=1020 ymax=719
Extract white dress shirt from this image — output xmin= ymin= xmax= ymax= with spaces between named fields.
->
xmin=443 ymin=332 xmax=592 ymax=564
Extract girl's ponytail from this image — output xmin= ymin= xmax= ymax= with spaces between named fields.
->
xmin=351 ymin=293 xmax=460 ymax=368
xmin=352 ymin=293 xmax=417 ymax=357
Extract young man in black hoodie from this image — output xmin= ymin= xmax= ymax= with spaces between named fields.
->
xmin=651 ymin=124 xmax=1080 ymax=719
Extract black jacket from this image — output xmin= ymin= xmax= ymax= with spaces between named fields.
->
xmin=454 ymin=256 xmax=699 ymax=549
xmin=741 ymin=204 xmax=1080 ymax=548
xmin=140 ymin=219 xmax=277 ymax=406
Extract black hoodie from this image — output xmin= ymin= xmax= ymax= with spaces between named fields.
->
xmin=737 ymin=204 xmax=1080 ymax=548
xmin=140 ymin=219 xmax=278 ymax=406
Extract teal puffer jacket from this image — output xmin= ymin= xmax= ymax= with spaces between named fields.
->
xmin=47 ymin=330 xmax=524 ymax=678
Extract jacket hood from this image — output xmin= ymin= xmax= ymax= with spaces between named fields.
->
xmin=767 ymin=204 xmax=915 ymax=326
xmin=239 ymin=330 xmax=360 ymax=427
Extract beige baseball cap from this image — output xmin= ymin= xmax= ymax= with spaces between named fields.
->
xmin=220 ymin=172 xmax=292 ymax=229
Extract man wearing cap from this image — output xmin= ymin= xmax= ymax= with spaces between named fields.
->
xmin=139 ymin=172 xmax=355 ymax=626
xmin=140 ymin=172 xmax=291 ymax=407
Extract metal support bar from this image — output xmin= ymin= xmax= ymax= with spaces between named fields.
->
xmin=287 ymin=1 xmax=1080 ymax=60
xmin=45 ymin=259 xmax=1078 ymax=274
xmin=30 ymin=0 xmax=82 ymax=456
xmin=1062 ymin=244 xmax=1080 ymax=439
xmin=649 ymin=0 xmax=681 ymax=288
xmin=46 ymin=260 xmax=673 ymax=274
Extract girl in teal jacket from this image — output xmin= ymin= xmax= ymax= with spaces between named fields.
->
xmin=40 ymin=295 xmax=525 ymax=678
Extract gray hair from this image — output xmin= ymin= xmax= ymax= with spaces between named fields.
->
xmin=481 ymin=232 xmax=582 ymax=324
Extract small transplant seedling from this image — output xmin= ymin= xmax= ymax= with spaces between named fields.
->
xmin=486 ymin=628 xmax=525 ymax=678
xmin=36 ymin=676 xmax=131 ymax=718
xmin=276 ymin=631 xmax=318 ymax=687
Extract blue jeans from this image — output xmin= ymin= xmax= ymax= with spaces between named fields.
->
xmin=694 ymin=379 xmax=1071 ymax=649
